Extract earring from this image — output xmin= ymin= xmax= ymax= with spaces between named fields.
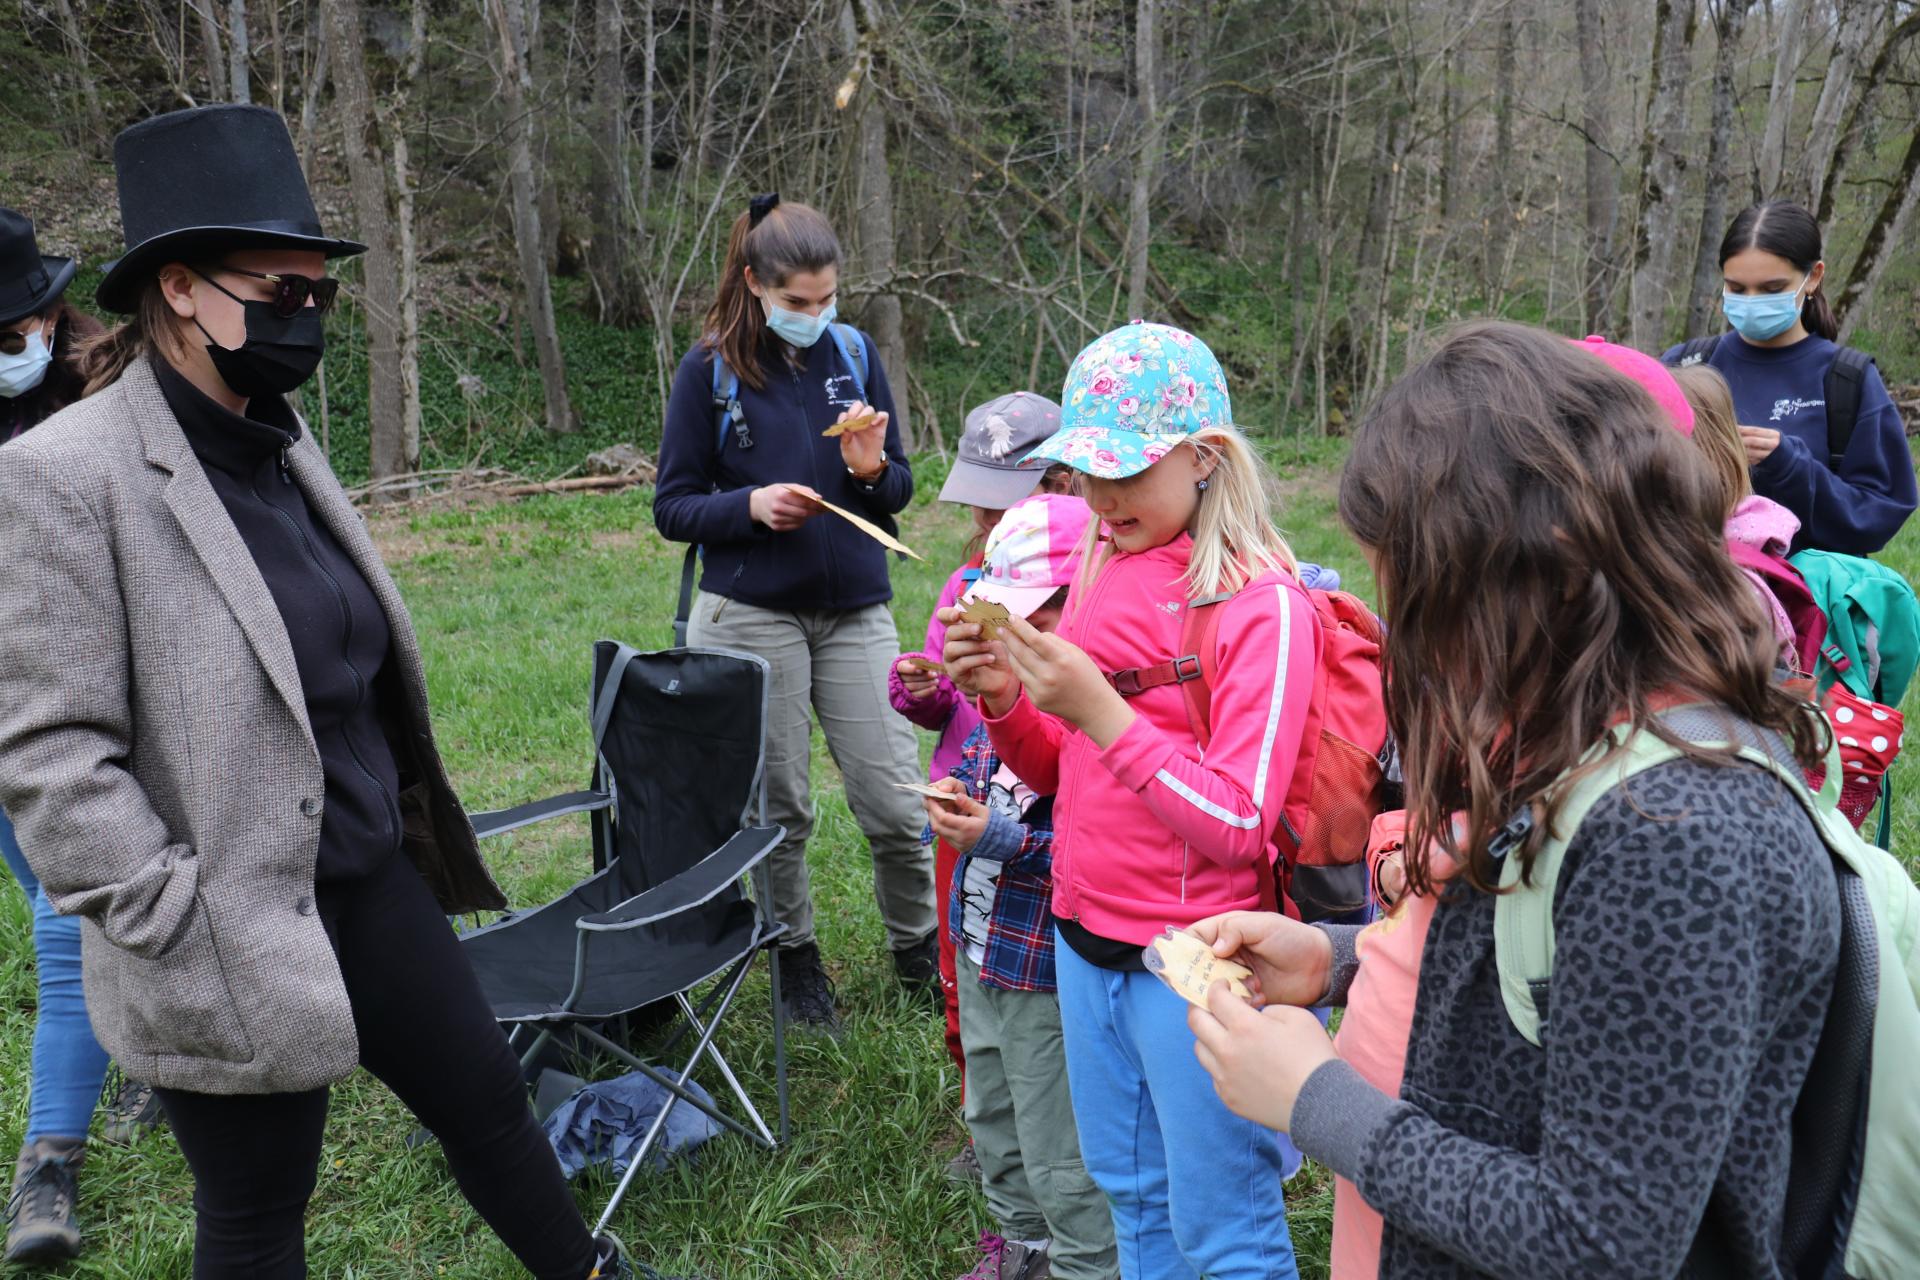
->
xmin=1196 ymin=479 xmax=1210 ymax=492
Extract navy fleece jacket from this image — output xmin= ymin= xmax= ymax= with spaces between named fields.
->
xmin=1661 ymin=332 xmax=1916 ymax=554
xmin=652 ymin=329 xmax=912 ymax=611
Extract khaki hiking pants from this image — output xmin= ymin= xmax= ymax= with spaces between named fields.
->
xmin=689 ymin=590 xmax=935 ymax=953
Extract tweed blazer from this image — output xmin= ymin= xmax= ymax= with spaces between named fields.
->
xmin=0 ymin=358 xmax=505 ymax=1095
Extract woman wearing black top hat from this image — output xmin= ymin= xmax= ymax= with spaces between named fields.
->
xmin=0 ymin=106 xmax=628 ymax=1279
xmin=0 ymin=207 xmax=114 ymax=1268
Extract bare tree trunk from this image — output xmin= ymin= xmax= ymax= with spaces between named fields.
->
xmin=588 ymin=0 xmax=639 ymax=323
xmin=487 ymin=0 xmax=576 ymax=434
xmin=49 ymin=0 xmax=104 ymax=145
xmin=228 ymin=0 xmax=252 ymax=102
xmin=1834 ymin=125 xmax=1920 ymax=339
xmin=298 ymin=0 xmax=331 ymax=166
xmin=841 ymin=0 xmax=908 ymax=440
xmin=639 ymin=0 xmax=655 ymax=211
xmin=266 ymin=0 xmax=285 ymax=113
xmin=1756 ymin=0 xmax=1807 ymax=197
xmin=1573 ymin=0 xmax=1618 ymax=333
xmin=694 ymin=0 xmax=722 ymax=173
xmin=1792 ymin=0 xmax=1878 ymax=208
xmin=1818 ymin=10 xmax=1920 ymax=225
xmin=325 ymin=0 xmax=408 ymax=484
xmin=1628 ymin=0 xmax=1695 ymax=351
xmin=196 ymin=0 xmax=225 ymax=101
xmin=392 ymin=0 xmax=427 ymax=468
xmin=1440 ymin=41 xmax=1459 ymax=222
xmin=1125 ymin=0 xmax=1160 ymax=320
xmin=1686 ymin=0 xmax=1749 ymax=337
xmin=1487 ymin=9 xmax=1516 ymax=299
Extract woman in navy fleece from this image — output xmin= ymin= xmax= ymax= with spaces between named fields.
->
xmin=651 ymin=195 xmax=935 ymax=1033
xmin=1663 ymin=200 xmax=1915 ymax=555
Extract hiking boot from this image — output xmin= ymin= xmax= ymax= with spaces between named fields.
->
xmin=891 ymin=930 xmax=942 ymax=1009
xmin=5 ymin=1138 xmax=83 ymax=1264
xmin=588 ymin=1232 xmax=630 ymax=1278
xmin=944 ymin=1139 xmax=982 ymax=1187
xmin=97 ymin=1071 xmax=165 ymax=1147
xmin=776 ymin=942 xmax=842 ymax=1035
xmin=956 ymin=1232 xmax=1050 ymax=1280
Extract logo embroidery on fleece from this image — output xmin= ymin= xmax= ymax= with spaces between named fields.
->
xmin=1771 ymin=397 xmax=1825 ymax=422
xmin=1157 ymin=601 xmax=1182 ymax=615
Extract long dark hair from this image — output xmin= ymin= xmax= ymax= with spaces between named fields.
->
xmin=7 ymin=301 xmax=104 ymax=432
xmin=701 ymin=196 xmax=841 ymax=391
xmin=1339 ymin=321 xmax=1826 ymax=895
xmin=1719 ymin=201 xmax=1839 ymax=341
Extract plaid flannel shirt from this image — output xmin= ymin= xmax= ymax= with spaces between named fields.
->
xmin=946 ymin=723 xmax=1058 ymax=993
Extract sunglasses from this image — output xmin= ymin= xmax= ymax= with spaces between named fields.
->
xmin=0 ymin=320 xmax=47 ymax=356
xmin=199 ymin=265 xmax=341 ymax=318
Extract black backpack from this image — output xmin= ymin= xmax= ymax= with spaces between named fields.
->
xmin=1668 ymin=334 xmax=1875 ymax=471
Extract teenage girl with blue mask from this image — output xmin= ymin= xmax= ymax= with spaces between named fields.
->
xmin=653 ymin=194 xmax=937 ymax=1034
xmin=1662 ymin=200 xmax=1916 ymax=555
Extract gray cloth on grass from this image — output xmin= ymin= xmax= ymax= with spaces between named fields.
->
xmin=541 ymin=1070 xmax=724 ymax=1178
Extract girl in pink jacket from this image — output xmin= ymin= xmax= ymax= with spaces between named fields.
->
xmin=945 ymin=323 xmax=1316 ymax=1280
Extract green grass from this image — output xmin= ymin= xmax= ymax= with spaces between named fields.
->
xmin=5 ymin=452 xmax=1916 ymax=1278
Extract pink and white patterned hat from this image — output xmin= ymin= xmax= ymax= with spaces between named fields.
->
xmin=962 ymin=494 xmax=1093 ymax=617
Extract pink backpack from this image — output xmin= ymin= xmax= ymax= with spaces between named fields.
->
xmin=1109 ymin=587 xmax=1390 ymax=921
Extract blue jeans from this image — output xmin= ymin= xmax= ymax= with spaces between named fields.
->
xmin=1054 ymin=930 xmax=1300 ymax=1280
xmin=0 ymin=807 xmax=110 ymax=1144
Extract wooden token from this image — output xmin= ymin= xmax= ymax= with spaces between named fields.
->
xmin=1144 ymin=929 xmax=1254 ymax=1009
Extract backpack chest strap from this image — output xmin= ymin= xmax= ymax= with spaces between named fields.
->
xmin=1106 ymin=654 xmax=1203 ymax=697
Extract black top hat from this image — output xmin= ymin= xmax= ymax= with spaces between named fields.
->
xmin=96 ymin=104 xmax=365 ymax=314
xmin=0 ymin=209 xmax=78 ymax=327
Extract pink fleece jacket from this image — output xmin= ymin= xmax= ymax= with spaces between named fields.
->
xmin=1724 ymin=495 xmax=1802 ymax=661
xmin=983 ymin=533 xmax=1319 ymax=941
xmin=888 ymin=561 xmax=981 ymax=783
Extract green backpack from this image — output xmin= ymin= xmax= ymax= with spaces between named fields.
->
xmin=1493 ymin=706 xmax=1920 ymax=1279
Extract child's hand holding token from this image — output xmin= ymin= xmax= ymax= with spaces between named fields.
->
xmin=1184 ymin=910 xmax=1334 ymax=1008
xmin=939 ymin=604 xmax=1018 ymax=709
xmin=999 ymin=614 xmax=1134 ymax=747
xmin=921 ymin=778 xmax=988 ymax=854
xmin=896 ymin=654 xmax=942 ymax=698
xmin=1188 ymin=992 xmax=1338 ymax=1135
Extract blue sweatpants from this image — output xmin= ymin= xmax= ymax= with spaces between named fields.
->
xmin=0 ymin=807 xmax=110 ymax=1144
xmin=1053 ymin=929 xmax=1299 ymax=1280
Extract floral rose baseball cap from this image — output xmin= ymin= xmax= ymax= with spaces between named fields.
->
xmin=1021 ymin=321 xmax=1232 ymax=479
xmin=962 ymin=494 xmax=1093 ymax=618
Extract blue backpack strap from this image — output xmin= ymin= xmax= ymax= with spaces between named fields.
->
xmin=828 ymin=323 xmax=871 ymax=402
xmin=709 ymin=348 xmax=747 ymax=454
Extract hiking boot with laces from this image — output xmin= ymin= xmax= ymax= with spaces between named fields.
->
xmin=891 ymin=930 xmax=942 ymax=1010
xmin=956 ymin=1232 xmax=1050 ymax=1280
xmin=6 ymin=1137 xmax=83 ymax=1264
xmin=97 ymin=1070 xmax=165 ymax=1147
xmin=776 ymin=942 xmax=843 ymax=1035
xmin=944 ymin=1139 xmax=982 ymax=1187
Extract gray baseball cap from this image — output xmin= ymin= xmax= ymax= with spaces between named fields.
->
xmin=938 ymin=391 xmax=1064 ymax=509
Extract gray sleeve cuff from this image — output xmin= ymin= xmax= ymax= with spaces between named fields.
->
xmin=1314 ymin=923 xmax=1363 ymax=1005
xmin=1290 ymin=1058 xmax=1396 ymax=1183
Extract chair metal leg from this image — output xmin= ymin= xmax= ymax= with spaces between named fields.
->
xmin=768 ymin=940 xmax=790 ymax=1144
xmin=672 ymin=992 xmax=774 ymax=1147
xmin=589 ymin=953 xmax=757 ymax=1236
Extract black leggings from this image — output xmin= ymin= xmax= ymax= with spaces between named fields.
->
xmin=153 ymin=854 xmax=596 ymax=1280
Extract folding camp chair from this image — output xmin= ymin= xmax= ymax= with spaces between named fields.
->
xmin=459 ymin=640 xmax=788 ymax=1232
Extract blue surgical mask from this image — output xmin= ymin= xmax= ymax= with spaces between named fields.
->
xmin=764 ymin=298 xmax=837 ymax=349
xmin=0 ymin=330 xmax=52 ymax=399
xmin=1722 ymin=277 xmax=1807 ymax=343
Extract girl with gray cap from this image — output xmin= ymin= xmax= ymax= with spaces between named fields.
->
xmin=889 ymin=391 xmax=1072 ymax=1089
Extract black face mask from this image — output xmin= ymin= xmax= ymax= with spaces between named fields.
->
xmin=193 ymin=285 xmax=326 ymax=399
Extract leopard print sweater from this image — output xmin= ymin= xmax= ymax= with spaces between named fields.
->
xmin=1293 ymin=756 xmax=1840 ymax=1279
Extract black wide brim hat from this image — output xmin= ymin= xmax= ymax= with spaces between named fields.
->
xmin=97 ymin=104 xmax=364 ymax=314
xmin=0 ymin=208 xmax=78 ymax=326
